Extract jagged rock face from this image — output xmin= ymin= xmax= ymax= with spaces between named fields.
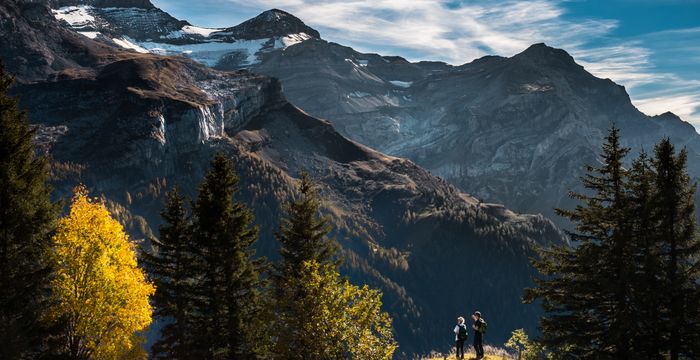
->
xmin=249 ymin=38 xmax=700 ymax=227
xmin=49 ymin=2 xmax=187 ymax=42
xmin=3 ymin=0 xmax=565 ymax=355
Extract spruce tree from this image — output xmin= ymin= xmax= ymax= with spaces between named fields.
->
xmin=0 ymin=62 xmax=59 ymax=358
xmin=651 ymin=139 xmax=700 ymax=359
xmin=191 ymin=152 xmax=268 ymax=359
xmin=627 ymin=150 xmax=664 ymax=358
xmin=142 ymin=187 xmax=200 ymax=359
xmin=273 ymin=171 xmax=340 ymax=358
xmin=271 ymin=172 xmax=397 ymax=359
xmin=274 ymin=171 xmax=337 ymax=277
xmin=525 ymin=126 xmax=635 ymax=359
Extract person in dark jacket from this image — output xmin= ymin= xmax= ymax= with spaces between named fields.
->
xmin=472 ymin=311 xmax=485 ymax=359
xmin=453 ymin=316 xmax=468 ymax=359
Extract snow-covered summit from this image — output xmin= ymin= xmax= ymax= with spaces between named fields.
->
xmin=222 ymin=9 xmax=321 ymax=40
xmin=50 ymin=4 xmax=318 ymax=69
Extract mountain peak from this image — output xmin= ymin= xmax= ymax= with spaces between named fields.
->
xmin=513 ymin=42 xmax=580 ymax=69
xmin=225 ymin=8 xmax=321 ymax=40
xmin=652 ymin=111 xmax=681 ymax=120
xmin=260 ymin=8 xmax=294 ymax=21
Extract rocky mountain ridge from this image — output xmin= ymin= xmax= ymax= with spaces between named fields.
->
xmin=56 ymin=0 xmax=699 ymax=227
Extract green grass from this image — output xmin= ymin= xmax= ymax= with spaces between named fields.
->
xmin=422 ymin=344 xmax=514 ymax=360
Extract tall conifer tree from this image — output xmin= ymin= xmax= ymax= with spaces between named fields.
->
xmin=273 ymin=171 xmax=340 ymax=358
xmin=191 ymin=152 xmax=268 ymax=359
xmin=142 ymin=187 xmax=200 ymax=359
xmin=274 ymin=171 xmax=337 ymax=277
xmin=0 ymin=62 xmax=59 ymax=358
xmin=651 ymin=139 xmax=700 ymax=359
xmin=525 ymin=127 xmax=635 ymax=359
xmin=627 ymin=150 xmax=664 ymax=358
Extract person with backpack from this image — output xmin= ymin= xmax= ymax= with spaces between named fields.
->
xmin=471 ymin=311 xmax=486 ymax=359
xmin=453 ymin=316 xmax=468 ymax=359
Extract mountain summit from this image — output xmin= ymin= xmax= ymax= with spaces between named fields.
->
xmin=224 ymin=8 xmax=321 ymax=40
xmin=513 ymin=42 xmax=582 ymax=70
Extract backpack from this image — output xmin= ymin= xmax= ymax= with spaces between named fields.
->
xmin=478 ymin=318 xmax=487 ymax=334
xmin=457 ymin=324 xmax=468 ymax=340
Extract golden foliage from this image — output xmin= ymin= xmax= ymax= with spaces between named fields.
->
xmin=47 ymin=186 xmax=155 ymax=359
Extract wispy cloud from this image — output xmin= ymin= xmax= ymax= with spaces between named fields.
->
xmin=156 ymin=0 xmax=700 ymax=127
xmin=229 ymin=0 xmax=619 ymax=63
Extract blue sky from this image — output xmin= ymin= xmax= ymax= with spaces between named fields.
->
xmin=151 ymin=0 xmax=700 ymax=126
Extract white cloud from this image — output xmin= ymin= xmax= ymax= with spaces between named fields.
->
xmin=634 ymin=95 xmax=700 ymax=123
xmin=229 ymin=0 xmax=619 ymax=64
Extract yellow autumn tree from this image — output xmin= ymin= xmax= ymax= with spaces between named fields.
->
xmin=47 ymin=186 xmax=154 ymax=359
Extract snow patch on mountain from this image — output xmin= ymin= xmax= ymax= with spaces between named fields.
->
xmin=138 ymin=38 xmax=270 ymax=66
xmin=389 ymin=80 xmax=413 ymax=88
xmin=136 ymin=32 xmax=312 ymax=66
xmin=182 ymin=25 xmax=221 ymax=37
xmin=164 ymin=25 xmax=225 ymax=39
xmin=275 ymin=32 xmax=313 ymax=48
xmin=79 ymin=31 xmax=101 ymax=39
xmin=112 ymin=37 xmax=149 ymax=53
xmin=345 ymin=58 xmax=370 ymax=68
xmin=52 ymin=6 xmax=95 ymax=28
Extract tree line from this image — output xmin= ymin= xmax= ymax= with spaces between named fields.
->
xmin=523 ymin=127 xmax=700 ymax=359
xmin=0 ymin=63 xmax=396 ymax=359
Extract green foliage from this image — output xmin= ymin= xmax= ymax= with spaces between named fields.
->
xmin=651 ymin=139 xmax=700 ymax=359
xmin=0 ymin=61 xmax=59 ymax=358
xmin=627 ymin=150 xmax=665 ymax=357
xmin=191 ymin=152 xmax=269 ymax=359
xmin=275 ymin=170 xmax=339 ymax=278
xmin=142 ymin=187 xmax=201 ymax=359
xmin=275 ymin=260 xmax=396 ymax=360
xmin=505 ymin=329 xmax=548 ymax=360
xmin=525 ymin=128 xmax=700 ymax=359
xmin=273 ymin=172 xmax=396 ymax=359
xmin=525 ymin=127 xmax=634 ymax=358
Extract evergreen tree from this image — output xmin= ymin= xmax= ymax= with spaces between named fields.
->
xmin=627 ymin=150 xmax=664 ymax=358
xmin=0 ymin=62 xmax=59 ymax=358
xmin=525 ymin=127 xmax=635 ymax=359
xmin=142 ymin=187 xmax=200 ymax=359
xmin=273 ymin=171 xmax=340 ymax=358
xmin=274 ymin=171 xmax=337 ymax=278
xmin=191 ymin=152 xmax=268 ymax=359
xmin=651 ymin=139 xmax=700 ymax=359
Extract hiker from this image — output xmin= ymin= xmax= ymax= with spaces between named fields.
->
xmin=472 ymin=311 xmax=486 ymax=359
xmin=453 ymin=316 xmax=468 ymax=359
